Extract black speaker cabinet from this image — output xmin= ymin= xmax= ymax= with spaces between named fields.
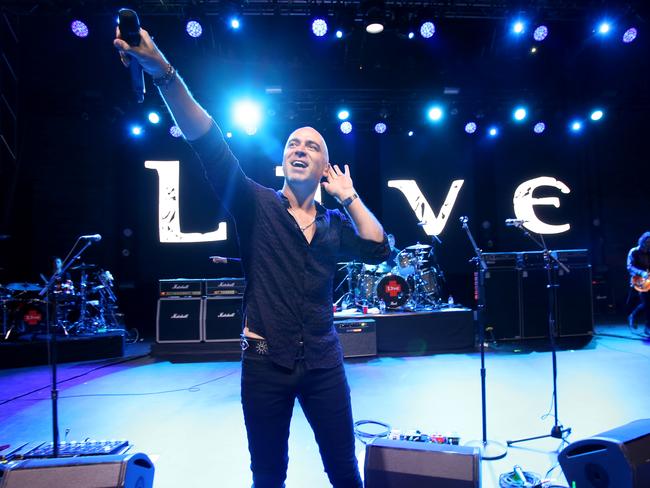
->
xmin=484 ymin=268 xmax=521 ymax=340
xmin=559 ymin=418 xmax=650 ymax=488
xmin=557 ymin=265 xmax=594 ymax=337
xmin=204 ymin=297 xmax=243 ymax=342
xmin=364 ymin=438 xmax=480 ymax=488
xmin=334 ymin=319 xmax=377 ymax=358
xmin=156 ymin=297 xmax=203 ymax=343
xmin=520 ymin=268 xmax=554 ymax=339
xmin=0 ymin=452 xmax=154 ymax=488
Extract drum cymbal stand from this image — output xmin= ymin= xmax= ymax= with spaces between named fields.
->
xmin=38 ymin=235 xmax=98 ymax=458
xmin=334 ymin=263 xmax=355 ymax=310
xmin=460 ymin=216 xmax=507 ymax=460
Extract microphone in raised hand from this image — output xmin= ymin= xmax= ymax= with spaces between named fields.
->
xmin=117 ymin=8 xmax=145 ymax=103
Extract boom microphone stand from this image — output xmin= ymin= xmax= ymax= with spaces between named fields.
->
xmin=38 ymin=236 xmax=97 ymax=457
xmin=460 ymin=216 xmax=507 ymax=460
xmin=505 ymin=221 xmax=572 ymax=447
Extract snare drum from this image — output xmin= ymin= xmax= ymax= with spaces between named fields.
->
xmin=355 ymin=273 xmax=378 ymax=301
xmin=375 ymin=274 xmax=410 ymax=309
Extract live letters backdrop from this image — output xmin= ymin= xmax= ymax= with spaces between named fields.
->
xmin=2 ymin=11 xmax=648 ymax=333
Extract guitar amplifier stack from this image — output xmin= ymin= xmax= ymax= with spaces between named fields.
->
xmin=483 ymin=249 xmax=593 ymax=341
xmin=157 ymin=278 xmax=244 ymax=344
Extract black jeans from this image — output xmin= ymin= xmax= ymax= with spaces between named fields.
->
xmin=241 ymin=349 xmax=362 ymax=488
xmin=629 ymin=289 xmax=650 ymax=328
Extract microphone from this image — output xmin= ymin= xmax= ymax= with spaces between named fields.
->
xmin=505 ymin=218 xmax=526 ymax=227
xmin=210 ymin=256 xmax=242 ymax=264
xmin=80 ymin=234 xmax=102 ymax=242
xmin=118 ymin=8 xmax=145 ymax=103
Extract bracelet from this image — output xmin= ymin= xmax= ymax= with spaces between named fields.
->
xmin=152 ymin=64 xmax=176 ymax=88
xmin=339 ymin=193 xmax=359 ymax=207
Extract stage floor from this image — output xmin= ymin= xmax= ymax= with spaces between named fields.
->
xmin=0 ymin=321 xmax=648 ymax=488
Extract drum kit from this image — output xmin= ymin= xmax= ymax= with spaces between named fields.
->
xmin=0 ymin=264 xmax=121 ymax=341
xmin=336 ymin=243 xmax=444 ymax=312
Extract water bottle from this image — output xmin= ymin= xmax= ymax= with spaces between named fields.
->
xmin=379 ymin=300 xmax=386 ymax=314
xmin=447 ymin=295 xmax=454 ymax=307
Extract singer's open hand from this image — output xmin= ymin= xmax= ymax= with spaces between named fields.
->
xmin=321 ymin=164 xmax=356 ymax=203
xmin=113 ymin=27 xmax=168 ymax=78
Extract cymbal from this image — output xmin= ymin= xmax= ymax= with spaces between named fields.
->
xmin=405 ymin=243 xmax=432 ymax=251
xmin=6 ymin=282 xmax=41 ymax=291
xmin=336 ymin=261 xmax=360 ymax=266
xmin=71 ymin=263 xmax=97 ymax=271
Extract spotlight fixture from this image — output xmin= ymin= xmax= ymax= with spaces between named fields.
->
xmin=340 ymin=121 xmax=353 ymax=134
xmin=186 ymin=20 xmax=203 ymax=38
xmin=512 ymin=20 xmax=525 ymax=35
xmin=420 ymin=21 xmax=435 ymax=39
xmin=407 ymin=130 xmax=414 ymax=137
xmin=230 ymin=18 xmax=241 ymax=29
xmin=533 ymin=25 xmax=548 ymax=41
xmin=465 ymin=122 xmax=477 ymax=134
xmin=488 ymin=126 xmax=499 ymax=137
xmin=337 ymin=110 xmax=350 ymax=121
xmin=71 ymin=20 xmax=89 ymax=38
xmin=364 ymin=1 xmax=386 ymax=34
xmin=533 ymin=122 xmax=546 ymax=134
xmin=335 ymin=30 xmax=343 ymax=39
xmin=570 ymin=120 xmax=583 ymax=132
xmin=148 ymin=112 xmax=161 ymax=124
xmin=374 ymin=122 xmax=387 ymax=134
xmin=513 ymin=107 xmax=527 ymax=122
xmin=597 ymin=22 xmax=611 ymax=35
xmin=312 ymin=18 xmax=328 ymax=37
xmin=130 ymin=125 xmax=143 ymax=136
xmin=623 ymin=27 xmax=637 ymax=43
xmin=233 ymin=100 xmax=262 ymax=134
xmin=169 ymin=125 xmax=183 ymax=138
xmin=427 ymin=106 xmax=443 ymax=122
xmin=590 ymin=110 xmax=604 ymax=121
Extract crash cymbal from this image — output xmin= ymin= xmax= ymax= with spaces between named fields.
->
xmin=336 ymin=261 xmax=360 ymax=266
xmin=6 ymin=282 xmax=41 ymax=292
xmin=71 ymin=263 xmax=97 ymax=271
xmin=405 ymin=243 xmax=432 ymax=251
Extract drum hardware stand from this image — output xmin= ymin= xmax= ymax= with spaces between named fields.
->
xmin=334 ymin=262 xmax=356 ymax=310
xmin=38 ymin=236 xmax=98 ymax=458
xmin=460 ymin=216 xmax=508 ymax=460
xmin=505 ymin=222 xmax=572 ymax=448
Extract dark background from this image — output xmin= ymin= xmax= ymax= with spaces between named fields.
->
xmin=1 ymin=2 xmax=648 ymax=335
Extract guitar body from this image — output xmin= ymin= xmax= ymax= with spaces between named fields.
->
xmin=632 ymin=274 xmax=650 ymax=293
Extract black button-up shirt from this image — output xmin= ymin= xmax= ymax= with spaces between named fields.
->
xmin=190 ymin=122 xmax=389 ymax=369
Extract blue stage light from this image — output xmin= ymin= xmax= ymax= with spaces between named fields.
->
xmin=420 ymin=22 xmax=435 ymax=39
xmin=233 ymin=100 xmax=262 ymax=134
xmin=533 ymin=25 xmax=548 ymax=41
xmin=337 ymin=110 xmax=350 ymax=121
xmin=148 ymin=112 xmax=161 ymax=124
xmin=465 ymin=122 xmax=477 ymax=134
xmin=488 ymin=126 xmax=499 ymax=137
xmin=533 ymin=122 xmax=546 ymax=134
xmin=570 ymin=120 xmax=583 ymax=132
xmin=623 ymin=27 xmax=637 ymax=43
xmin=374 ymin=122 xmax=387 ymax=134
xmin=590 ymin=110 xmax=604 ymax=121
xmin=408 ymin=32 xmax=415 ymax=39
xmin=230 ymin=18 xmax=240 ymax=29
xmin=597 ymin=22 xmax=611 ymax=35
xmin=169 ymin=125 xmax=182 ymax=138
xmin=186 ymin=20 xmax=203 ymax=38
xmin=335 ymin=30 xmax=343 ymax=39
xmin=340 ymin=121 xmax=353 ymax=134
xmin=130 ymin=125 xmax=143 ymax=136
xmin=312 ymin=18 xmax=328 ymax=37
xmin=427 ymin=106 xmax=443 ymax=122
xmin=513 ymin=107 xmax=527 ymax=121
xmin=71 ymin=20 xmax=89 ymax=38
xmin=408 ymin=130 xmax=414 ymax=137
xmin=512 ymin=21 xmax=525 ymax=35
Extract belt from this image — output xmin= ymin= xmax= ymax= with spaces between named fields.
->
xmin=240 ymin=335 xmax=305 ymax=359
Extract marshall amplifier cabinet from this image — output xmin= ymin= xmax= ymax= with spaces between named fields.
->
xmin=335 ymin=319 xmax=377 ymax=358
xmin=156 ymin=297 xmax=203 ymax=343
xmin=483 ymin=252 xmax=521 ymax=269
xmin=205 ymin=278 xmax=246 ymax=297
xmin=204 ymin=297 xmax=243 ymax=342
xmin=159 ymin=278 xmax=204 ymax=297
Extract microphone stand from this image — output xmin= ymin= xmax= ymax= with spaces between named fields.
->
xmin=38 ymin=237 xmax=95 ymax=457
xmin=505 ymin=223 xmax=572 ymax=447
xmin=460 ymin=217 xmax=507 ymax=460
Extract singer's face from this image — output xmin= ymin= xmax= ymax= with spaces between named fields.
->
xmin=282 ymin=127 xmax=329 ymax=188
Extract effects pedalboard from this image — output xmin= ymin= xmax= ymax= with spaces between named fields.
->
xmin=387 ymin=429 xmax=460 ymax=445
xmin=19 ymin=439 xmax=129 ymax=458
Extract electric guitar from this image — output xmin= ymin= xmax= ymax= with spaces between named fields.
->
xmin=632 ymin=272 xmax=650 ymax=293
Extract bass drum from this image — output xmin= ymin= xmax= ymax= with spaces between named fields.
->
xmin=375 ymin=274 xmax=410 ymax=309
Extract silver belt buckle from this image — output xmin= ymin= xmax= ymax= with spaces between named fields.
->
xmin=240 ymin=335 xmax=249 ymax=351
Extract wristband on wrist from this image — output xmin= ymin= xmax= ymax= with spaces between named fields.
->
xmin=152 ymin=64 xmax=176 ymax=88
xmin=339 ymin=193 xmax=359 ymax=207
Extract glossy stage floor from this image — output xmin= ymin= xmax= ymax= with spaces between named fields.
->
xmin=1 ymin=320 xmax=648 ymax=488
